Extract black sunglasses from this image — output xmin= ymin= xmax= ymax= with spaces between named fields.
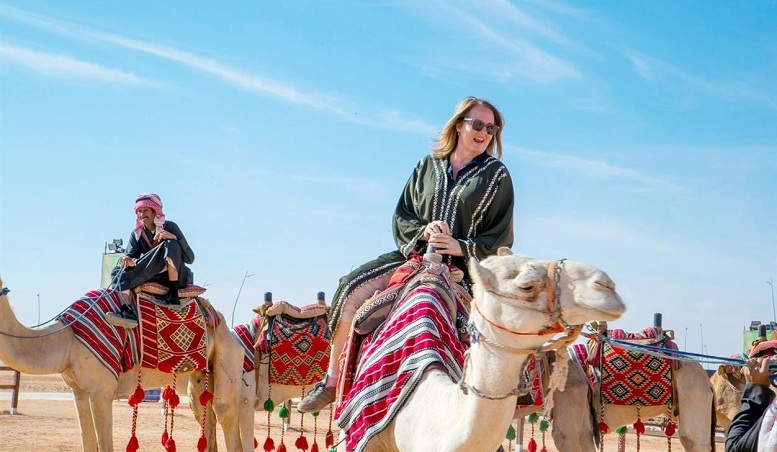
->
xmin=460 ymin=117 xmax=499 ymax=135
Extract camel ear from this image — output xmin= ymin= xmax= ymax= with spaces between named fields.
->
xmin=497 ymin=247 xmax=513 ymax=256
xmin=469 ymin=258 xmax=497 ymax=291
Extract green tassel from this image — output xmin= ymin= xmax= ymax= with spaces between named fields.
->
xmin=528 ymin=413 xmax=539 ymax=424
xmin=539 ymin=419 xmax=550 ymax=432
xmin=328 ymin=449 xmax=336 ymax=452
xmin=505 ymin=425 xmax=517 ymax=441
xmin=616 ymin=426 xmax=627 ymax=435
xmin=311 ymin=411 xmax=320 ymax=417
xmin=263 ymin=398 xmax=275 ymax=412
xmin=278 ymin=405 xmax=290 ymax=418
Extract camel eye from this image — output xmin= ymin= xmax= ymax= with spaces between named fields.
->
xmin=518 ymin=284 xmax=534 ymax=291
xmin=595 ymin=280 xmax=614 ymax=290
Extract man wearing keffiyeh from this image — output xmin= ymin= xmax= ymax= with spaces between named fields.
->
xmin=107 ymin=193 xmax=195 ymax=328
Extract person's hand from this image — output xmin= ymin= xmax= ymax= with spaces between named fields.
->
xmin=428 ymin=233 xmax=463 ymax=256
xmin=154 ymin=230 xmax=177 ymax=241
xmin=422 ymin=221 xmax=451 ymax=241
xmin=120 ymin=256 xmax=137 ymax=268
xmin=742 ymin=358 xmax=773 ymax=388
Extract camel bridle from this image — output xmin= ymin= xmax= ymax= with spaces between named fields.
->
xmin=458 ymin=259 xmax=583 ymax=400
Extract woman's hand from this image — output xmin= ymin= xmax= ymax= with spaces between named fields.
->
xmin=422 ymin=221 xmax=451 ymax=241
xmin=120 ymin=256 xmax=137 ymax=268
xmin=154 ymin=230 xmax=177 ymax=241
xmin=428 ymin=233 xmax=463 ymax=256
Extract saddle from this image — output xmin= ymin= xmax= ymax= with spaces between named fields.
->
xmin=253 ymin=300 xmax=331 ymax=386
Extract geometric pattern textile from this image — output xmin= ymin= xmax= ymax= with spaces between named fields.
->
xmin=267 ymin=314 xmax=330 ymax=386
xmin=599 ymin=341 xmax=673 ymax=406
xmin=516 ymin=354 xmax=544 ymax=408
xmin=233 ymin=313 xmax=262 ymax=373
xmin=138 ymin=294 xmax=208 ymax=373
xmin=58 ymin=289 xmax=140 ymax=379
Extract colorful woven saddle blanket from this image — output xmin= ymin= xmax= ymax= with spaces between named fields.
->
xmin=59 ymin=290 xmax=140 ymax=379
xmin=515 ymin=353 xmax=550 ymax=409
xmin=253 ymin=301 xmax=331 ymax=386
xmin=575 ymin=327 xmax=679 ymax=407
xmin=136 ymin=292 xmax=214 ymax=373
xmin=336 ymin=261 xmax=469 ymax=452
xmin=233 ymin=313 xmax=262 ymax=374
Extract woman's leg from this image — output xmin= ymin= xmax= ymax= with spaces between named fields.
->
xmin=297 ymin=251 xmax=405 ymax=413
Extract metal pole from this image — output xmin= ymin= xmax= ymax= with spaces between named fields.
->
xmin=230 ymin=271 xmax=253 ymax=327
xmin=768 ymin=278 xmax=775 ymax=324
xmin=37 ymin=293 xmax=40 ymax=325
xmin=684 ymin=327 xmax=688 ymax=351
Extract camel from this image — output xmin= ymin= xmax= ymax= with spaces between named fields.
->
xmin=340 ymin=248 xmax=627 ymax=452
xmin=552 ymin=321 xmax=716 ymax=452
xmin=0 ymin=279 xmax=245 ymax=452
xmin=511 ymin=353 xmax=597 ymax=452
xmin=710 ymin=363 xmax=745 ymax=431
xmin=189 ymin=298 xmax=331 ymax=452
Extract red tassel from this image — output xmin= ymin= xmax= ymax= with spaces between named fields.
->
xmin=165 ymin=437 xmax=177 ymax=452
xmin=254 ymin=437 xmax=259 ymax=449
xmin=325 ymin=431 xmax=334 ymax=448
xmin=634 ymin=418 xmax=645 ymax=435
xmin=311 ymin=443 xmax=319 ymax=452
xmin=278 ymin=444 xmax=287 ymax=452
xmin=528 ymin=438 xmax=537 ymax=452
xmin=197 ymin=435 xmax=208 ymax=452
xmin=169 ymin=392 xmax=180 ymax=407
xmin=128 ymin=385 xmax=145 ymax=406
xmin=162 ymin=429 xmax=169 ymax=447
xmin=598 ymin=421 xmax=609 ymax=435
xmin=295 ymin=435 xmax=309 ymax=451
xmin=199 ymin=389 xmax=214 ymax=406
xmin=665 ymin=421 xmax=677 ymax=437
xmin=263 ymin=437 xmax=275 ymax=451
xmin=162 ymin=386 xmax=176 ymax=401
xmin=126 ymin=435 xmax=139 ymax=452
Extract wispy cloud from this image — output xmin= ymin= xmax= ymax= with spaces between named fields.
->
xmin=399 ymin=0 xmax=581 ymax=83
xmin=510 ymin=144 xmax=688 ymax=192
xmin=622 ymin=48 xmax=777 ymax=111
xmin=0 ymin=5 xmax=437 ymax=135
xmin=0 ymin=43 xmax=148 ymax=85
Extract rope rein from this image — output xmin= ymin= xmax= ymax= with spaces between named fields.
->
xmin=459 ymin=259 xmax=584 ymax=400
xmin=0 ymin=266 xmax=128 ymax=339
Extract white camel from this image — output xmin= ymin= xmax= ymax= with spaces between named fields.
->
xmin=0 ymin=279 xmax=245 ymax=452
xmin=344 ymin=248 xmax=627 ymax=452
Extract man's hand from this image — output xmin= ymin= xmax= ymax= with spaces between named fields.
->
xmin=120 ymin=256 xmax=137 ymax=268
xmin=742 ymin=358 xmax=773 ymax=388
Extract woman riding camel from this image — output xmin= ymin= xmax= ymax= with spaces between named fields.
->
xmin=106 ymin=193 xmax=195 ymax=328
xmin=298 ymin=96 xmax=515 ymax=413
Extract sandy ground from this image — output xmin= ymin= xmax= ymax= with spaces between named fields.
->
xmin=0 ymin=372 xmax=721 ymax=451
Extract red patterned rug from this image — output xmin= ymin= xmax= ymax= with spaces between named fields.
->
xmin=265 ymin=313 xmax=330 ymax=386
xmin=598 ymin=335 xmax=674 ymax=406
xmin=516 ymin=355 xmax=544 ymax=408
xmin=138 ymin=294 xmax=208 ymax=373
xmin=233 ymin=313 xmax=262 ymax=373
xmin=58 ymin=290 xmax=140 ymax=379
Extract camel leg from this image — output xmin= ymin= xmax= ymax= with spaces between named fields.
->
xmin=189 ymin=370 xmax=220 ymax=452
xmin=68 ymin=385 xmax=99 ymax=452
xmin=89 ymin=393 xmax=116 ymax=452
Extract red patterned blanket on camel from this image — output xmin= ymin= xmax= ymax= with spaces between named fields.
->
xmin=335 ymin=266 xmax=468 ymax=452
xmin=59 ymin=290 xmax=212 ymax=377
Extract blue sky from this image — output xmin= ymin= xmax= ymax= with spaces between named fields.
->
xmin=1 ymin=1 xmax=775 ymax=365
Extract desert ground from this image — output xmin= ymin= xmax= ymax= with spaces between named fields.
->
xmin=1 ymin=371 xmax=722 ymax=451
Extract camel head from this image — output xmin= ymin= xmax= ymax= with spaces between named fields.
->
xmin=468 ymin=248 xmax=626 ymax=336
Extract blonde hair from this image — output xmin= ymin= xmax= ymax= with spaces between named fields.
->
xmin=431 ymin=97 xmax=504 ymax=160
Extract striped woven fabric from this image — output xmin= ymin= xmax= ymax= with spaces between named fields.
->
xmin=336 ymin=285 xmax=467 ymax=452
xmin=233 ymin=314 xmax=262 ymax=373
xmin=58 ymin=290 xmax=140 ymax=379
